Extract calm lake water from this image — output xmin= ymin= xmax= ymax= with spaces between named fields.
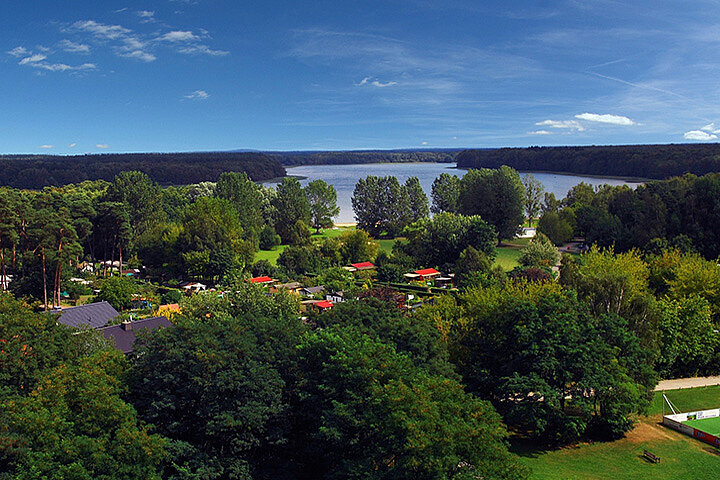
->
xmin=264 ymin=163 xmax=642 ymax=224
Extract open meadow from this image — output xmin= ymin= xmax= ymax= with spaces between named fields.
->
xmin=255 ymin=225 xmax=526 ymax=271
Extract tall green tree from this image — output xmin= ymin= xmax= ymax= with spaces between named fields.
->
xmin=352 ymin=176 xmax=411 ymax=237
xmin=178 ymin=197 xmax=253 ymax=282
xmin=216 ymin=172 xmax=264 ymax=236
xmin=104 ymin=171 xmax=164 ymax=238
xmin=273 ymin=178 xmax=312 ymax=243
xmin=405 ymin=176 xmax=429 ymax=222
xmin=522 ymin=174 xmax=545 ymax=226
xmin=431 ymin=173 xmax=461 ymax=214
xmin=458 ymin=166 xmax=525 ymax=241
xmin=305 ymin=179 xmax=340 ymax=233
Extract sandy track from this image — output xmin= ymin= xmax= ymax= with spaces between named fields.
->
xmin=655 ymin=376 xmax=720 ymax=391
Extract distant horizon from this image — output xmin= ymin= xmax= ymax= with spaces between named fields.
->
xmin=3 ymin=140 xmax=719 ymax=157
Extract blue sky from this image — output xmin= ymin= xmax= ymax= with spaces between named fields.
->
xmin=3 ymin=0 xmax=720 ymax=153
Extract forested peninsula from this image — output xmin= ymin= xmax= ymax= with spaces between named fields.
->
xmin=0 ymin=152 xmax=285 ymax=189
xmin=268 ymin=149 xmax=460 ymax=166
xmin=457 ymin=143 xmax=720 ymax=180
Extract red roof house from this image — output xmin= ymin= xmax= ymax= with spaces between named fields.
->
xmin=250 ymin=276 xmax=275 ymax=284
xmin=350 ymin=262 xmax=375 ymax=271
xmin=414 ymin=268 xmax=441 ymax=281
xmin=316 ymin=300 xmax=334 ymax=310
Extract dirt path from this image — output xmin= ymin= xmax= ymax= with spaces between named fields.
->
xmin=654 ymin=376 xmax=720 ymax=391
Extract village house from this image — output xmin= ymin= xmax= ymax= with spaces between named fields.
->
xmin=405 ymin=268 xmax=441 ymax=282
xmin=56 ymin=301 xmax=120 ymax=329
xmin=98 ymin=316 xmax=173 ymax=354
xmin=178 ymin=281 xmax=207 ymax=293
xmin=346 ymin=261 xmax=375 ymax=272
xmin=300 ymin=285 xmax=325 ymax=297
xmin=325 ymin=291 xmax=345 ymax=303
xmin=271 ymin=282 xmax=303 ymax=294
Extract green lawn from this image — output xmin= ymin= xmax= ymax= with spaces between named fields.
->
xmin=254 ymin=245 xmax=287 ymax=265
xmin=378 ymin=238 xmax=397 ymax=255
xmin=495 ymin=247 xmax=522 ymax=271
xmin=255 ymin=226 xmax=356 ymax=265
xmin=516 ymin=386 xmax=720 ymax=480
xmin=684 ymin=416 xmax=720 ymax=436
xmin=649 ymin=385 xmax=720 ymax=415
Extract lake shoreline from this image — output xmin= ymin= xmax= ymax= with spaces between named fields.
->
xmin=264 ymin=162 xmax=642 ymax=223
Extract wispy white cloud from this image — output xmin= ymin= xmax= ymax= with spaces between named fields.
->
xmin=137 ymin=10 xmax=156 ymax=23
xmin=60 ymin=39 xmax=90 ymax=53
xmin=68 ymin=143 xmax=77 ymax=148
xmin=184 ymin=90 xmax=209 ymax=100
xmin=19 ymin=54 xmax=47 ymax=65
xmin=574 ymin=112 xmax=635 ymax=125
xmin=73 ymin=20 xmax=131 ymax=40
xmin=159 ymin=30 xmax=199 ymax=42
xmin=358 ymin=76 xmax=397 ymax=87
xmin=684 ymin=130 xmax=717 ymax=141
xmin=177 ymin=44 xmax=229 ymax=56
xmin=39 ymin=144 xmax=54 ymax=149
xmin=701 ymin=123 xmax=720 ymax=134
xmin=535 ymin=119 xmax=585 ymax=131
xmin=421 ymin=141 xmax=428 ymax=145
xmin=96 ymin=144 xmax=109 ymax=148
xmin=528 ymin=130 xmax=553 ymax=135
xmin=120 ymin=50 xmax=156 ymax=62
xmin=7 ymin=46 xmax=29 ymax=57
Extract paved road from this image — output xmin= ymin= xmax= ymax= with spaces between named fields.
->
xmin=654 ymin=375 xmax=720 ymax=391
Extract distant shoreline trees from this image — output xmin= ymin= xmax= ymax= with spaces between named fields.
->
xmin=0 ymin=152 xmax=285 ymax=189
xmin=457 ymin=143 xmax=720 ymax=180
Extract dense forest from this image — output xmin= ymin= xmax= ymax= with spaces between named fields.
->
xmin=456 ymin=144 xmax=720 ymax=180
xmin=0 ymin=152 xmax=286 ymax=189
xmin=268 ymin=149 xmax=460 ymax=166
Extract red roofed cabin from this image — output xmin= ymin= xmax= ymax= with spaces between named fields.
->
xmin=347 ymin=262 xmax=375 ymax=272
xmin=316 ymin=300 xmax=334 ymax=311
xmin=249 ymin=276 xmax=275 ymax=285
xmin=413 ymin=268 xmax=441 ymax=281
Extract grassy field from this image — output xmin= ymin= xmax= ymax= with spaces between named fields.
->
xmin=516 ymin=386 xmax=720 ymax=479
xmin=650 ymin=385 xmax=720 ymax=415
xmin=255 ymin=225 xmax=526 ymax=271
xmin=255 ymin=226 xmax=355 ymax=265
xmin=685 ymin=416 xmax=720 ymax=436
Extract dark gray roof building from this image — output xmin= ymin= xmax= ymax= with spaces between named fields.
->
xmin=98 ymin=316 xmax=174 ymax=354
xmin=57 ymin=301 xmax=120 ymax=329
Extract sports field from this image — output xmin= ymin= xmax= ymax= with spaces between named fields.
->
xmin=683 ymin=416 xmax=720 ymax=436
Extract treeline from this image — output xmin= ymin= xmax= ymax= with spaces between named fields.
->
xmin=457 ymin=143 xmax=720 ymax=180
xmin=268 ymin=149 xmax=459 ymax=166
xmin=537 ymin=172 xmax=720 ymax=259
xmin=0 ymin=152 xmax=286 ymax=188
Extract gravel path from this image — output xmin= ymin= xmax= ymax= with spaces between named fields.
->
xmin=654 ymin=376 xmax=720 ymax=391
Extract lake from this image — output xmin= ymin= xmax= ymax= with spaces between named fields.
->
xmin=264 ymin=163 xmax=642 ymax=224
